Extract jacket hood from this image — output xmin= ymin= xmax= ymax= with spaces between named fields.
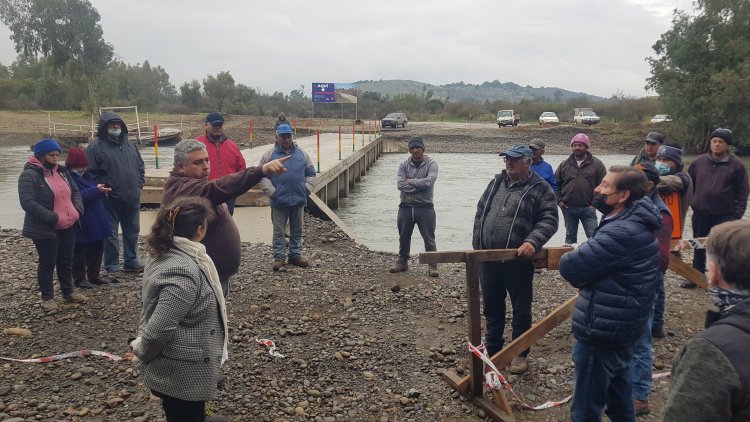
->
xmin=25 ymin=154 xmax=56 ymax=173
xmin=610 ymin=197 xmax=663 ymax=232
xmin=96 ymin=111 xmax=129 ymax=140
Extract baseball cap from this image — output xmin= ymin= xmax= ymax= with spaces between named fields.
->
xmin=499 ymin=145 xmax=533 ymax=159
xmin=205 ymin=112 xmax=224 ymax=125
xmin=276 ymin=124 xmax=293 ymax=135
xmin=529 ymin=139 xmax=546 ymax=150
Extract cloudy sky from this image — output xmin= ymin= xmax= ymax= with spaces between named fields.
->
xmin=0 ymin=0 xmax=696 ymax=98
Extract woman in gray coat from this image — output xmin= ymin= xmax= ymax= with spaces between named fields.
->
xmin=130 ymin=196 xmax=227 ymax=422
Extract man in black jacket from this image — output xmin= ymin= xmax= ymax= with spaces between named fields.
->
xmin=472 ymin=145 xmax=558 ymax=374
xmin=662 ymin=220 xmax=750 ymax=421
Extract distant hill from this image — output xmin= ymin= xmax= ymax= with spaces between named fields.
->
xmin=352 ymin=79 xmax=605 ymax=103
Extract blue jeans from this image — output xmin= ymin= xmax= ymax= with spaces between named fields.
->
xmin=271 ymin=205 xmax=304 ymax=261
xmin=630 ymin=271 xmax=663 ymax=401
xmin=571 ymin=341 xmax=635 ymax=422
xmin=103 ymin=197 xmax=141 ymax=272
xmin=562 ymin=206 xmax=598 ymax=245
xmin=653 ymin=271 xmax=665 ymax=330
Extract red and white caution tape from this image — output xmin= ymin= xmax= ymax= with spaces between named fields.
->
xmin=256 ymin=338 xmax=285 ymax=358
xmin=652 ymin=371 xmax=671 ymax=380
xmin=671 ymin=238 xmax=707 ymax=251
xmin=0 ymin=349 xmax=133 ymax=363
xmin=468 ymin=342 xmax=572 ymax=411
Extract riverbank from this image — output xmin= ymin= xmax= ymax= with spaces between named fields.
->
xmin=0 ymin=213 xmax=710 ymax=421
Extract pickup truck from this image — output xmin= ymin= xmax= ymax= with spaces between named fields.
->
xmin=381 ymin=113 xmax=408 ymax=128
xmin=497 ymin=110 xmax=520 ymax=127
xmin=573 ymin=109 xmax=600 ymax=126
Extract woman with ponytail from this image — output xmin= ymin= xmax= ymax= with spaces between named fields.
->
xmin=129 ymin=196 xmax=227 ymax=422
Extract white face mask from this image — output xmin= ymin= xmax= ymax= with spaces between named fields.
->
xmin=108 ymin=128 xmax=122 ymax=137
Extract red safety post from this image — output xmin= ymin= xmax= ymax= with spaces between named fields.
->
xmin=153 ymin=124 xmax=160 ymax=169
xmin=338 ymin=125 xmax=342 ymax=160
xmin=249 ymin=119 xmax=253 ymax=149
xmin=316 ymin=129 xmax=321 ymax=173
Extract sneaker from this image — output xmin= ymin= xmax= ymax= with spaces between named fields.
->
xmin=105 ymin=272 xmax=121 ymax=283
xmin=680 ymin=280 xmax=697 ymax=289
xmin=428 ymin=264 xmax=439 ymax=277
xmin=389 ymin=260 xmax=408 ymax=273
xmin=74 ymin=279 xmax=94 ymax=289
xmin=652 ymin=325 xmax=667 ymax=338
xmin=272 ymin=260 xmax=285 ymax=272
xmin=41 ymin=299 xmax=59 ymax=313
xmin=288 ymin=257 xmax=309 ymax=268
xmin=123 ymin=263 xmax=145 ymax=273
xmin=63 ymin=291 xmax=88 ymax=303
xmin=509 ymin=356 xmax=528 ymax=374
xmin=634 ymin=399 xmax=650 ymax=415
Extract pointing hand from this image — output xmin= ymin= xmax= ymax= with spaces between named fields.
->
xmin=262 ymin=155 xmax=291 ymax=175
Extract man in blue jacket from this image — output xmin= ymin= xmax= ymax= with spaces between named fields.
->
xmin=529 ymin=139 xmax=557 ymax=192
xmin=560 ymin=165 xmax=662 ymax=422
xmin=258 ymin=124 xmax=316 ymax=271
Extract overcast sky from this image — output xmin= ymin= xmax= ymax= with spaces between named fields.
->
xmin=0 ymin=0 xmax=697 ymax=98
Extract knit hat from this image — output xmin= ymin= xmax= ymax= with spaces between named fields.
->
xmin=407 ymin=137 xmax=425 ymax=150
xmin=570 ymin=133 xmax=590 ymax=147
xmin=33 ymin=138 xmax=62 ymax=157
xmin=645 ymin=132 xmax=665 ymax=144
xmin=656 ymin=144 xmax=682 ymax=166
xmin=65 ymin=147 xmax=90 ymax=168
xmin=635 ymin=163 xmax=660 ymax=184
xmin=710 ymin=128 xmax=733 ymax=145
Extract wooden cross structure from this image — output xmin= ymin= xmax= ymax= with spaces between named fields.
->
xmin=419 ymin=238 xmax=708 ymax=422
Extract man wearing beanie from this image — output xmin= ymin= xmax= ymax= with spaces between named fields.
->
xmin=390 ymin=137 xmax=439 ymax=276
xmin=86 ymin=111 xmax=145 ymax=278
xmin=196 ymin=112 xmax=246 ymax=215
xmin=554 ymin=133 xmax=607 ymax=246
xmin=686 ymin=128 xmax=749 ymax=286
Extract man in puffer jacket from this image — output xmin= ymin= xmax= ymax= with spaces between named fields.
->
xmin=560 ymin=165 xmax=662 ymax=422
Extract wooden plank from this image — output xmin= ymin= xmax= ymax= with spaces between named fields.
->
xmin=465 ymin=252 xmax=484 ymax=396
xmin=490 ymin=387 xmax=515 ymax=419
xmin=419 ymin=251 xmax=467 ymax=264
xmin=307 ymin=194 xmax=357 ymax=240
xmin=546 ymin=246 xmax=573 ymax=271
xmin=454 ymin=295 xmax=578 ymax=392
xmin=668 ymin=254 xmax=707 ymax=290
xmin=440 ymin=370 xmax=466 ymax=394
xmin=473 ymin=396 xmax=516 ymax=422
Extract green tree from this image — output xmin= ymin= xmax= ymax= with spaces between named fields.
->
xmin=647 ymin=0 xmax=750 ymax=147
xmin=203 ymin=71 xmax=235 ymax=112
xmin=180 ymin=80 xmax=202 ymax=110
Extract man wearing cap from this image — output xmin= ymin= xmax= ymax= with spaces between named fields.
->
xmin=258 ymin=124 xmax=316 ymax=271
xmin=390 ymin=137 xmax=439 ymax=276
xmin=472 ymin=145 xmax=558 ymax=374
xmin=630 ymin=132 xmax=665 ymax=166
xmin=687 ymin=128 xmax=749 ymax=283
xmin=529 ymin=139 xmax=558 ymax=192
xmin=555 ymin=133 xmax=607 ymax=246
xmin=196 ymin=112 xmax=246 ymax=215
xmin=86 ymin=111 xmax=145 ymax=277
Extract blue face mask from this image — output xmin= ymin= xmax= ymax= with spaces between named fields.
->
xmin=107 ymin=128 xmax=122 ymax=137
xmin=655 ymin=161 xmax=671 ymax=175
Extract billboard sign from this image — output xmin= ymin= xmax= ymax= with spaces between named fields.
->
xmin=312 ymin=83 xmax=335 ymax=103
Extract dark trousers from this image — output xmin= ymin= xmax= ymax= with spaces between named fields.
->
xmin=480 ymin=260 xmax=535 ymax=356
xmin=72 ymin=240 xmax=104 ymax=283
xmin=396 ymin=205 xmax=437 ymax=262
xmin=691 ymin=213 xmax=735 ymax=272
xmin=32 ymin=227 xmax=76 ymax=300
xmin=226 ymin=197 xmax=236 ymax=216
xmin=571 ymin=341 xmax=635 ymax=422
xmin=153 ymin=390 xmax=205 ymax=422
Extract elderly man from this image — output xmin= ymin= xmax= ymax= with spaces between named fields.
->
xmin=195 ymin=112 xmax=246 ymax=215
xmin=472 ymin=145 xmax=558 ymax=374
xmin=661 ymin=220 xmax=750 ymax=421
xmin=161 ymin=139 xmax=289 ymax=296
xmin=258 ymin=124 xmax=316 ymax=271
xmin=86 ymin=111 xmax=145 ymax=277
xmin=630 ymin=131 xmax=665 ymax=166
xmin=389 ymin=137 xmax=439 ymax=276
xmin=560 ymin=166 xmax=661 ymax=422
xmin=687 ymin=128 xmax=749 ymax=284
xmin=529 ymin=139 xmax=558 ymax=192
xmin=555 ymin=133 xmax=607 ymax=246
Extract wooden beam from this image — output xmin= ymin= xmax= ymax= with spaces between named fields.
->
xmin=668 ymin=254 xmax=707 ymax=290
xmin=473 ymin=396 xmax=516 ymax=422
xmin=420 ymin=246 xmax=572 ymax=267
xmin=419 ymin=251 xmax=467 ymax=264
xmin=546 ymin=246 xmax=573 ymax=270
xmin=465 ymin=252 xmax=485 ymax=396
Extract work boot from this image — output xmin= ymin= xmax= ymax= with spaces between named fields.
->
xmin=389 ymin=260 xmax=408 ymax=273
xmin=105 ymin=271 xmax=121 ymax=283
xmin=89 ymin=276 xmax=109 ymax=286
xmin=634 ymin=399 xmax=650 ymax=415
xmin=288 ymin=257 xmax=309 ymax=268
xmin=74 ymin=278 xmax=94 ymax=289
xmin=509 ymin=356 xmax=528 ymax=374
xmin=428 ymin=265 xmax=439 ymax=277
xmin=680 ymin=280 xmax=697 ymax=289
xmin=63 ymin=291 xmax=88 ymax=303
xmin=652 ymin=325 xmax=667 ymax=338
xmin=123 ymin=263 xmax=145 ymax=273
xmin=41 ymin=299 xmax=59 ymax=313
xmin=272 ymin=260 xmax=285 ymax=272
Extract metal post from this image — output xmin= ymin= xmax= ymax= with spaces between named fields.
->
xmin=153 ymin=124 xmax=160 ymax=169
xmin=316 ymin=129 xmax=321 ymax=173
xmin=338 ymin=126 xmax=342 ymax=160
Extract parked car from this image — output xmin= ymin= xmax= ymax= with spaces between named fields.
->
xmin=650 ymin=114 xmax=673 ymax=123
xmin=497 ymin=110 xmax=520 ymax=127
xmin=573 ymin=109 xmax=600 ymax=126
xmin=381 ymin=113 xmax=408 ymax=128
xmin=539 ymin=112 xmax=559 ymax=125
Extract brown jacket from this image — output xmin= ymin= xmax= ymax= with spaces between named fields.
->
xmin=688 ymin=153 xmax=749 ymax=218
xmin=554 ymin=152 xmax=607 ymax=207
xmin=161 ymin=167 xmax=266 ymax=281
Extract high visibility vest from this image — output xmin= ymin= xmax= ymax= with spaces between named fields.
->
xmin=658 ymin=191 xmax=682 ymax=239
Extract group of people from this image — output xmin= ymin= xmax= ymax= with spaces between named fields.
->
xmin=390 ymin=129 xmax=749 ymax=421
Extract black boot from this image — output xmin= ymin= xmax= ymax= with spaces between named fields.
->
xmin=74 ymin=279 xmax=94 ymax=289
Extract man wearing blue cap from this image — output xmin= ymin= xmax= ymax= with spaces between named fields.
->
xmin=258 ymin=124 xmax=316 ymax=271
xmin=472 ymin=145 xmax=558 ymax=374
xmin=196 ymin=112 xmax=246 ymax=215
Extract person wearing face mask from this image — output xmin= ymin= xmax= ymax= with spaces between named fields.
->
xmin=630 ymin=132 xmax=665 ymax=166
xmin=655 ymin=142 xmax=693 ymax=247
xmin=86 ymin=111 xmax=146 ymax=279
xmin=560 ymin=166 xmax=661 ymax=422
xmin=661 ymin=220 xmax=750 ymax=422
xmin=195 ymin=112 xmax=246 ymax=216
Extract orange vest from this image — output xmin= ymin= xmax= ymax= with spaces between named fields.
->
xmin=659 ymin=191 xmax=682 ymax=239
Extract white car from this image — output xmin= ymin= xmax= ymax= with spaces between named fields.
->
xmin=650 ymin=114 xmax=673 ymax=123
xmin=539 ymin=112 xmax=559 ymax=125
